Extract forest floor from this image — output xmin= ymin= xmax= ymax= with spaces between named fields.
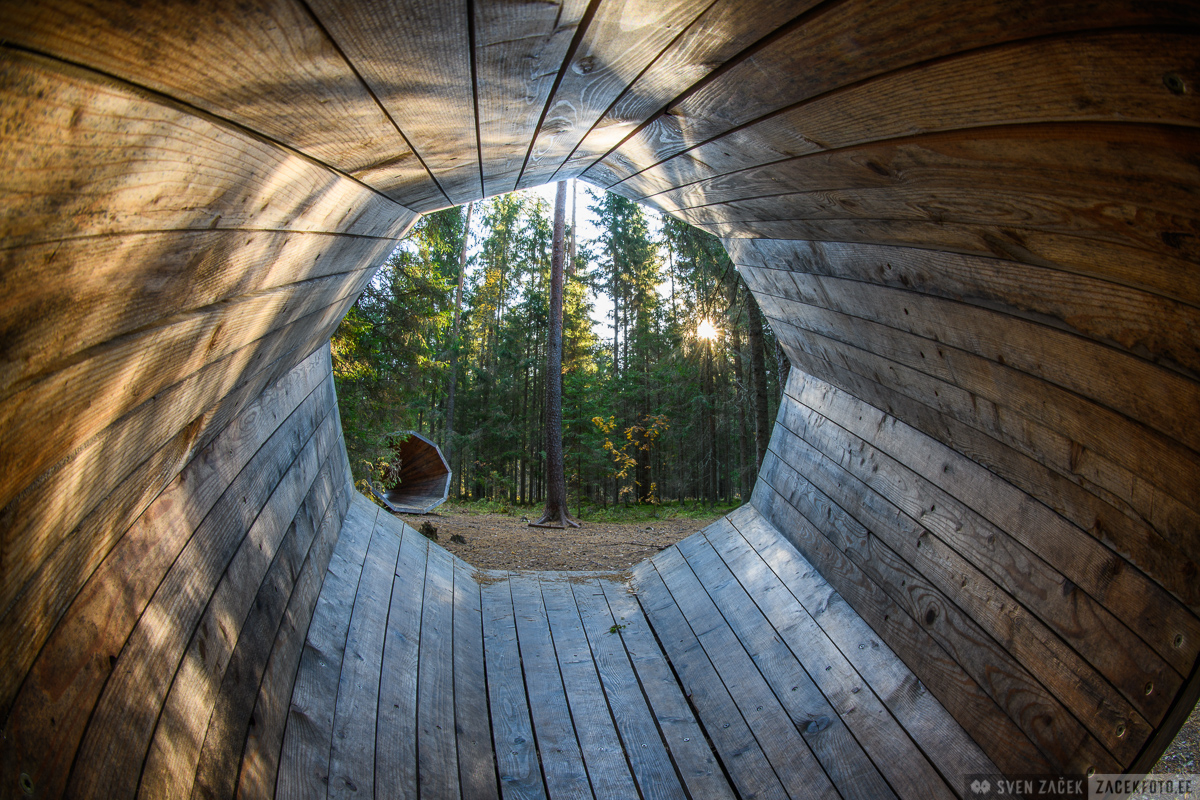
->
xmin=402 ymin=498 xmax=1198 ymax=774
xmin=419 ymin=500 xmax=733 ymax=573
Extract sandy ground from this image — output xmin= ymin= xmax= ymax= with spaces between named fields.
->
xmin=410 ymin=504 xmax=1199 ymax=773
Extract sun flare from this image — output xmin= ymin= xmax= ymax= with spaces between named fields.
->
xmin=696 ymin=319 xmax=718 ymax=341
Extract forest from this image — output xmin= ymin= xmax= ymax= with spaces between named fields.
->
xmin=331 ymin=185 xmax=789 ymax=513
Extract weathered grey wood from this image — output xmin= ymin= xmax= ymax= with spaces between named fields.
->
xmin=651 ymin=546 xmax=841 ymax=800
xmin=139 ymin=429 xmax=341 ymax=800
xmin=326 ymin=511 xmax=402 ymax=800
xmin=540 ymin=575 xmax=639 ymax=800
xmin=276 ymin=499 xmax=378 ymax=800
xmin=474 ymin=0 xmax=589 ymax=197
xmin=778 ymin=369 xmax=1200 ymax=683
xmin=594 ymin=20 xmax=1200 ymax=192
xmin=375 ymin=518 xmax=429 ymax=799
xmin=305 ymin=0 xmax=475 ymax=207
xmin=725 ymin=504 xmax=1001 ymax=784
xmin=453 ymin=559 xmax=501 ymax=800
xmin=0 ymin=0 xmax=442 ymax=202
xmin=758 ymin=438 xmax=1128 ymax=771
xmin=555 ymin=0 xmax=806 ymax=179
xmin=629 ymin=562 xmax=792 ymax=800
xmin=750 ymin=470 xmax=1055 ymax=776
xmin=763 ymin=307 xmax=1200 ymax=548
xmin=677 ymin=526 xmax=899 ymax=800
xmin=704 ymin=515 xmax=956 ymax=800
xmin=0 ymin=355 xmax=335 ymax=799
xmin=517 ymin=0 xmax=714 ymax=189
xmin=509 ymin=572 xmax=592 ymax=800
xmin=233 ymin=477 xmax=351 ymax=800
xmin=190 ymin=456 xmax=346 ymax=800
xmin=417 ymin=540 xmax=462 ymax=799
xmin=66 ymin=400 xmax=341 ymax=800
xmin=570 ymin=578 xmax=690 ymax=800
xmin=481 ymin=575 xmax=547 ymax=800
xmin=597 ymin=580 xmax=736 ymax=800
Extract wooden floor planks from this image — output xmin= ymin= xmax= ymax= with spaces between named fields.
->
xmin=267 ymin=495 xmax=983 ymax=799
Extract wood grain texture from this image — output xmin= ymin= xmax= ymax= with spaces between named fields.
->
xmin=588 ymin=6 xmax=1200 ymax=189
xmin=508 ymin=572 xmax=591 ymax=800
xmin=190 ymin=453 xmax=346 ymax=800
xmin=0 ymin=352 xmax=334 ymax=800
xmin=555 ymin=0 xmax=806 ymax=179
xmin=65 ymin=392 xmax=341 ymax=800
xmin=704 ymin=517 xmax=956 ymax=800
xmin=676 ymin=528 xmax=897 ymax=800
xmin=540 ymin=575 xmax=639 ymax=800
xmin=726 ymin=505 xmax=1000 ymax=784
xmin=416 ymin=542 xmax=462 ymax=799
xmin=599 ymin=580 xmax=737 ymax=800
xmin=276 ymin=498 xmax=378 ymax=800
xmin=517 ymin=0 xmax=714 ymax=189
xmin=572 ymin=578 xmax=694 ymax=800
xmin=474 ymin=0 xmax=590 ymax=197
xmin=0 ymin=0 xmax=442 ymax=202
xmin=375 ymin=519 xmax=429 ymax=800
xmin=233 ymin=476 xmax=351 ymax=800
xmin=326 ymin=511 xmax=401 ymax=800
xmin=453 ymin=560 xmax=501 ymax=800
xmin=629 ymin=561 xmax=793 ymax=800
xmin=305 ymin=0 xmax=475 ymax=207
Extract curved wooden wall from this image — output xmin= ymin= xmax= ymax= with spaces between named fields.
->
xmin=0 ymin=1 xmax=1197 ymax=797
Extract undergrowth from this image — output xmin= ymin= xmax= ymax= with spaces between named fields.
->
xmin=437 ymin=497 xmax=743 ymax=523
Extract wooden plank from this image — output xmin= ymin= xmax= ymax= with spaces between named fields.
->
xmin=481 ymin=574 xmax=547 ymax=800
xmin=725 ymin=504 xmax=1000 ymax=784
xmin=0 ymin=356 xmax=334 ymax=800
xmin=233 ymin=474 xmax=352 ymax=800
xmin=540 ymin=575 xmax=639 ymax=800
xmin=191 ymin=456 xmax=346 ymax=800
xmin=780 ymin=365 xmax=1200 ymax=678
xmin=0 ymin=1 xmax=442 ymax=202
xmin=1 ymin=228 xmax=397 ymax=399
xmin=0 ymin=306 xmax=350 ymax=673
xmin=0 ymin=261 xmax=374 ymax=512
xmin=416 ymin=541 xmax=462 ymax=799
xmin=704 ymin=517 xmax=955 ymax=800
xmin=0 ymin=48 xmax=413 ymax=249
xmin=453 ymin=559 xmax=500 ymax=800
xmin=628 ymin=562 xmax=791 ymax=800
xmin=748 ymin=471 xmax=1055 ymax=777
xmin=650 ymin=546 xmax=840 ymax=800
xmin=508 ymin=572 xmax=592 ymax=800
xmin=555 ymin=0 xmax=806 ymax=179
xmin=516 ymin=0 xmax=714 ymax=189
xmin=140 ymin=448 xmax=339 ymax=800
xmin=276 ymin=498 xmax=378 ymax=800
xmin=570 ymin=577 xmax=690 ymax=800
xmin=305 ymin=0 xmax=475 ymax=207
xmin=64 ymin=399 xmax=341 ymax=800
xmin=676 ymin=527 xmax=899 ymax=800
xmin=759 ymin=434 xmax=1131 ymax=770
xmin=774 ymin=330 xmax=1200 ymax=606
xmin=590 ymin=12 xmax=1200 ymax=190
xmin=473 ymin=0 xmax=589 ymax=197
xmin=326 ymin=511 xmax=402 ymax=800
xmin=597 ymin=580 xmax=736 ymax=800
xmin=760 ymin=303 xmax=1200 ymax=540
xmin=375 ymin=518 xmax=429 ymax=800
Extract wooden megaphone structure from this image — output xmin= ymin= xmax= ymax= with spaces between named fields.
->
xmin=369 ymin=431 xmax=451 ymax=515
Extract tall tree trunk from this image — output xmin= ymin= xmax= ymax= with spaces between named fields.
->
xmin=747 ymin=289 xmax=769 ymax=469
xmin=532 ymin=182 xmax=578 ymax=527
xmin=731 ymin=307 xmax=750 ymax=499
xmin=444 ymin=201 xmax=473 ymax=464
